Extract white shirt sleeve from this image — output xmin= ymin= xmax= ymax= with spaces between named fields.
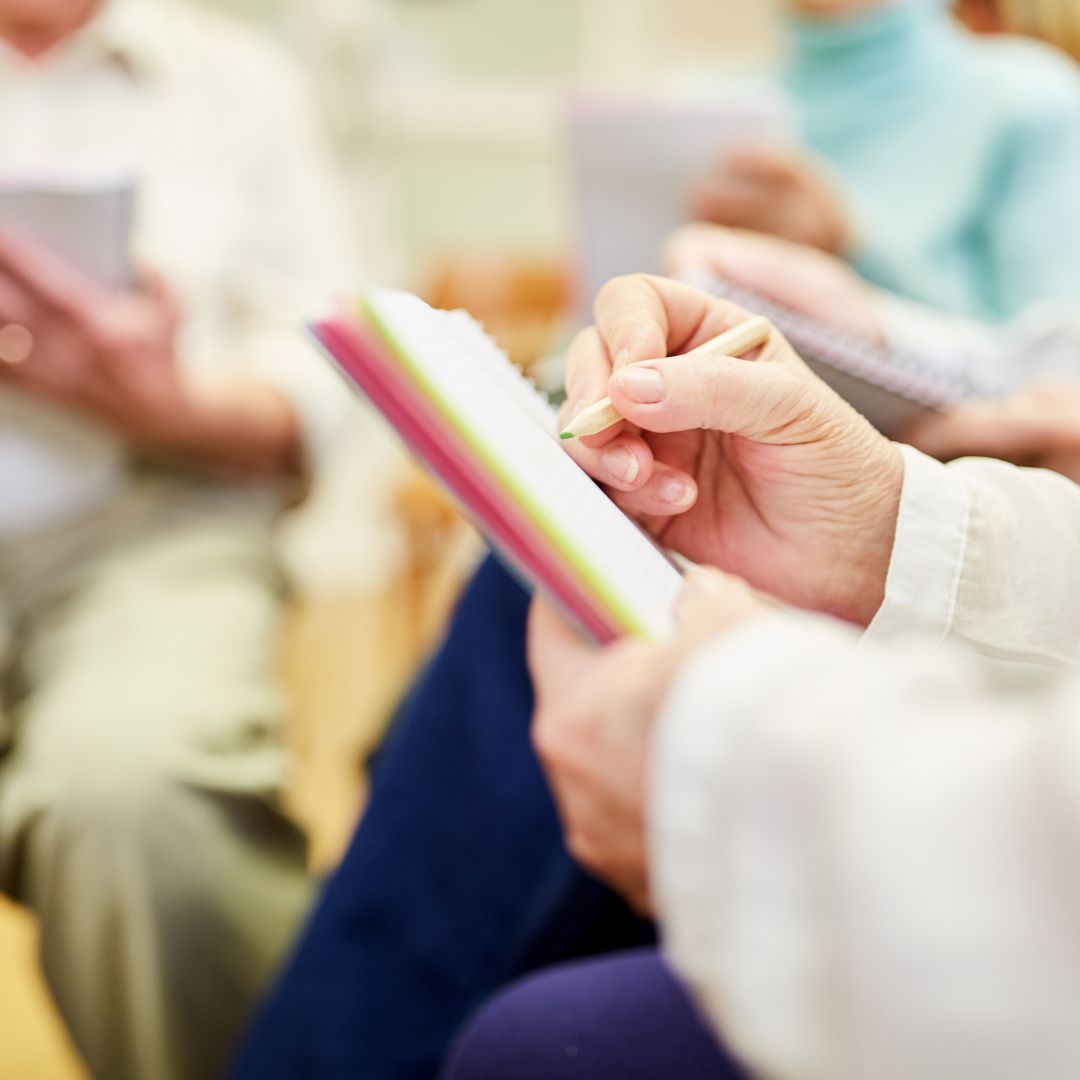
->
xmin=652 ymin=449 xmax=1080 ymax=1079
xmin=179 ymin=40 xmax=360 ymax=465
xmin=868 ymin=446 xmax=1080 ymax=670
xmin=652 ymin=613 xmax=1080 ymax=1080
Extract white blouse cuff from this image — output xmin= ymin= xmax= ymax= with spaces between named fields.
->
xmin=865 ymin=444 xmax=971 ymax=647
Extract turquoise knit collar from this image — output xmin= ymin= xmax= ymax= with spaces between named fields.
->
xmin=783 ymin=1 xmax=958 ymax=130
xmin=785 ymin=1 xmax=954 ymax=82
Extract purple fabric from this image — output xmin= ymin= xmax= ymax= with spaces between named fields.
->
xmin=441 ymin=948 xmax=746 ymax=1080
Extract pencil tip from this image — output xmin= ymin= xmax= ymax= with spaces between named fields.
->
xmin=559 ymin=432 xmax=575 ymax=440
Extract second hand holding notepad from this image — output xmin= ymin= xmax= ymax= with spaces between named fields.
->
xmin=313 ymin=290 xmax=685 ymax=644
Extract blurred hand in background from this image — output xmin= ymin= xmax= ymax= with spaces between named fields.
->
xmin=687 ymin=145 xmax=852 ymax=255
xmin=663 ymin=222 xmax=885 ymax=341
xmin=0 ymin=232 xmax=301 ymax=477
xmin=904 ymin=380 xmax=1080 ymax=482
xmin=664 ymin=225 xmax=1080 ymax=488
xmin=0 ymin=0 xmax=99 ymax=58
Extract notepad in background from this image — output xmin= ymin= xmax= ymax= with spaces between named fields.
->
xmin=685 ymin=272 xmax=1002 ymax=437
xmin=0 ymin=179 xmax=135 ymax=289
xmin=0 ymin=179 xmax=136 ymax=540
xmin=314 ymin=290 xmax=684 ymax=643
xmin=569 ymin=85 xmax=795 ymax=313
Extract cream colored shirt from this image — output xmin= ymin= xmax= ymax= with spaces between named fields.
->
xmin=653 ymin=446 xmax=1080 ymax=1080
xmin=0 ymin=0 xmax=354 ymax=539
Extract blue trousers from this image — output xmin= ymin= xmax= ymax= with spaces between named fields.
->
xmin=442 ymin=949 xmax=746 ymax=1080
xmin=234 ymin=557 xmax=653 ymax=1079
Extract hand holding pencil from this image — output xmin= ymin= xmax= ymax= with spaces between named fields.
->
xmin=560 ymin=315 xmax=773 ymax=440
xmin=559 ymin=275 xmax=903 ymax=626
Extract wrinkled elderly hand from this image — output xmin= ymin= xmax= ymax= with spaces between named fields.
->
xmin=562 ymin=274 xmax=904 ymax=626
xmin=664 ymin=223 xmax=885 ymax=343
xmin=529 ymin=570 xmax=765 ymax=913
xmin=0 ymin=230 xmax=299 ymax=476
xmin=903 ymin=381 xmax=1080 ymax=484
xmin=688 ymin=145 xmax=852 ymax=255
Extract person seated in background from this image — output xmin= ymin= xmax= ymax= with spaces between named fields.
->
xmin=690 ymin=0 xmax=1080 ymax=322
xmin=0 ymin=1 xmax=354 ymax=1077
xmin=445 ymin=274 xmax=1080 ymax=1080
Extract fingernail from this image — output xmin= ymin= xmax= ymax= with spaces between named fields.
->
xmin=614 ymin=368 xmax=665 ymax=404
xmin=659 ymin=477 xmax=693 ymax=507
xmin=602 ymin=446 xmax=639 ymax=485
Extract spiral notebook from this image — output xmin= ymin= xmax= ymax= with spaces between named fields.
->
xmin=313 ymin=289 xmax=683 ymax=643
xmin=688 ymin=273 xmax=998 ymax=435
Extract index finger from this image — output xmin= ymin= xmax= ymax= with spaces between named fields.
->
xmin=562 ymin=326 xmax=619 ymax=436
xmin=594 ymin=274 xmax=772 ymax=372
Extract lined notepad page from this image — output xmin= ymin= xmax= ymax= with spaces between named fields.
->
xmin=365 ymin=289 xmax=683 ymax=640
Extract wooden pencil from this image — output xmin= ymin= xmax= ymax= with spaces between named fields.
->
xmin=560 ymin=315 xmax=773 ymax=440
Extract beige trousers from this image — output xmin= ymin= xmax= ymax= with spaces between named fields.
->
xmin=0 ymin=475 xmax=314 ymax=1080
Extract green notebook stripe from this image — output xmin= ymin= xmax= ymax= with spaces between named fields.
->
xmin=361 ymin=297 xmax=652 ymax=639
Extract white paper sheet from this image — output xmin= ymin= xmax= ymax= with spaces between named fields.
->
xmin=569 ymin=85 xmax=794 ymax=310
xmin=0 ymin=178 xmax=134 ymax=289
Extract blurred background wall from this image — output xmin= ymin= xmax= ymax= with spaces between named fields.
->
xmin=194 ymin=0 xmax=782 ymax=283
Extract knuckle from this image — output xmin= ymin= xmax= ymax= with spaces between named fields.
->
xmin=531 ymin=712 xmax=567 ymax=770
xmin=601 ymin=272 xmax=649 ymax=296
xmin=566 ymin=829 xmax=603 ymax=872
xmin=565 ymin=830 xmax=589 ymax=865
xmin=596 ymin=273 xmax=651 ymax=317
xmin=1060 ymin=427 xmax=1080 ymax=456
xmin=763 ymin=373 xmax=815 ymax=435
xmin=699 ymin=363 xmax=728 ymax=428
xmin=714 ymin=298 xmax=754 ymax=326
xmin=568 ymin=326 xmax=599 ymax=354
xmin=594 ymin=277 xmax=624 ymax=313
xmin=85 ymin=316 xmax=127 ymax=357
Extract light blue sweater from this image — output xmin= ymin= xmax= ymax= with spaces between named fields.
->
xmin=783 ymin=0 xmax=1080 ymax=322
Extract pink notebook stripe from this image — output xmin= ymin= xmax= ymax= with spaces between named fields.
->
xmin=314 ymin=316 xmax=622 ymax=644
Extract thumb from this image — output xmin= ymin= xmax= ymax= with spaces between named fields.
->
xmin=608 ymin=350 xmax=824 ymax=443
xmin=527 ymin=597 xmax=597 ymax=705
